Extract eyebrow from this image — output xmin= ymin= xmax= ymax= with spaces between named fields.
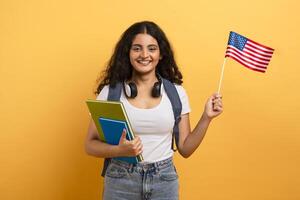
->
xmin=131 ymin=44 xmax=159 ymax=47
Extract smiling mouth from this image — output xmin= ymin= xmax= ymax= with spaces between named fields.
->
xmin=137 ymin=60 xmax=152 ymax=65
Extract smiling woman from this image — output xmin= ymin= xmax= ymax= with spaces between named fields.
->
xmin=94 ymin=21 xmax=183 ymax=95
xmin=85 ymin=21 xmax=223 ymax=200
xmin=129 ymin=33 xmax=161 ymax=75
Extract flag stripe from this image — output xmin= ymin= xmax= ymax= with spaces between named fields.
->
xmin=243 ymin=48 xmax=272 ymax=61
xmin=226 ymin=46 xmax=270 ymax=64
xmin=226 ymin=50 xmax=268 ymax=67
xmin=244 ymin=44 xmax=273 ymax=57
xmin=248 ymin=39 xmax=274 ymax=51
xmin=227 ymin=45 xmax=271 ymax=62
xmin=226 ymin=52 xmax=267 ymax=69
xmin=225 ymin=55 xmax=266 ymax=73
xmin=247 ymin=40 xmax=274 ymax=53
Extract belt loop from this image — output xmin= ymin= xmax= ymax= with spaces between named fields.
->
xmin=155 ymin=162 xmax=160 ymax=174
xmin=129 ymin=164 xmax=133 ymax=173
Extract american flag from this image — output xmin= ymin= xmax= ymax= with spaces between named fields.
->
xmin=225 ymin=31 xmax=274 ymax=73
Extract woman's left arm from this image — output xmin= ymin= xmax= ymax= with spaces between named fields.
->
xmin=177 ymin=93 xmax=223 ymax=158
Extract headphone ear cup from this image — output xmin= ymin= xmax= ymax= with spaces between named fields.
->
xmin=152 ymin=81 xmax=162 ymax=98
xmin=124 ymin=82 xmax=138 ymax=98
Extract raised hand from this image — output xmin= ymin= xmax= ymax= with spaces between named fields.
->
xmin=203 ymin=93 xmax=223 ymax=120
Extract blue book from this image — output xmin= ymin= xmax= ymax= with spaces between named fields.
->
xmin=98 ymin=117 xmax=139 ymax=164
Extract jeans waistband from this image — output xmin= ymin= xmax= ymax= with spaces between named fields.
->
xmin=110 ymin=157 xmax=173 ymax=172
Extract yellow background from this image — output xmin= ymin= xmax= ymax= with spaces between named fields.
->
xmin=1 ymin=0 xmax=299 ymax=199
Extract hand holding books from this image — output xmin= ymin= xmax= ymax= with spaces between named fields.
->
xmin=86 ymin=100 xmax=143 ymax=163
xmin=117 ymin=129 xmax=143 ymax=157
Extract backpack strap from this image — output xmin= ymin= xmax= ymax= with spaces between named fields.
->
xmin=101 ymin=82 xmax=123 ymax=177
xmin=107 ymin=82 xmax=123 ymax=101
xmin=161 ymin=77 xmax=182 ymax=151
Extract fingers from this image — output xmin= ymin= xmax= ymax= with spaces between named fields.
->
xmin=212 ymin=92 xmax=222 ymax=99
xmin=134 ymin=140 xmax=143 ymax=155
xmin=119 ymin=128 xmax=127 ymax=142
xmin=131 ymin=136 xmax=143 ymax=155
xmin=121 ymin=135 xmax=143 ymax=156
xmin=204 ymin=93 xmax=224 ymax=119
xmin=118 ymin=129 xmax=143 ymax=156
xmin=212 ymin=93 xmax=223 ymax=112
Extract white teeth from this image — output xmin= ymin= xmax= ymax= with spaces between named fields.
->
xmin=137 ymin=60 xmax=151 ymax=65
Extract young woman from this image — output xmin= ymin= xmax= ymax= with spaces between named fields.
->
xmin=85 ymin=21 xmax=223 ymax=200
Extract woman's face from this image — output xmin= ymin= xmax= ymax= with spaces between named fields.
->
xmin=129 ymin=33 xmax=161 ymax=75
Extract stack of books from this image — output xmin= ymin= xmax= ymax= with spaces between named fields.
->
xmin=86 ymin=99 xmax=143 ymax=163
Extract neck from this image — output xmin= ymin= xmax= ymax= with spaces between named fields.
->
xmin=131 ymin=71 xmax=158 ymax=87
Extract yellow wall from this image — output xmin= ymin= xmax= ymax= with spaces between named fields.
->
xmin=1 ymin=0 xmax=299 ymax=199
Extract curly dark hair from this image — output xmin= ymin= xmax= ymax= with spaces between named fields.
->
xmin=95 ymin=21 xmax=183 ymax=95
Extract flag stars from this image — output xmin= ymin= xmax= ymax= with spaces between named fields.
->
xmin=228 ymin=32 xmax=247 ymax=51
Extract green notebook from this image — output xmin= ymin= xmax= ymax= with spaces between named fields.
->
xmin=86 ymin=99 xmax=143 ymax=163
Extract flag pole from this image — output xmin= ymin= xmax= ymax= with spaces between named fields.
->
xmin=217 ymin=57 xmax=227 ymax=94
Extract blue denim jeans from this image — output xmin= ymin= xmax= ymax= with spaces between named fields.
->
xmin=103 ymin=157 xmax=179 ymax=200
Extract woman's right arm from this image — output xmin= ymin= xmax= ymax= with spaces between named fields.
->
xmin=85 ymin=118 xmax=143 ymax=158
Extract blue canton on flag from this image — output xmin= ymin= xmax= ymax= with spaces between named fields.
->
xmin=228 ymin=32 xmax=247 ymax=51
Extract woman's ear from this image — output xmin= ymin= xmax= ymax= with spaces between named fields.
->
xmin=159 ymin=55 xmax=163 ymax=60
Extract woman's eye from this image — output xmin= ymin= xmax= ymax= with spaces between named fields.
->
xmin=131 ymin=46 xmax=141 ymax=51
xmin=149 ymin=47 xmax=157 ymax=51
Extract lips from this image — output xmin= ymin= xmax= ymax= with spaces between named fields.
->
xmin=137 ymin=60 xmax=152 ymax=66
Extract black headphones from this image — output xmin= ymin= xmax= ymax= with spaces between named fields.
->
xmin=124 ymin=75 xmax=162 ymax=98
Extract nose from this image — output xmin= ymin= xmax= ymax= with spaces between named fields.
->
xmin=141 ymin=49 xmax=149 ymax=58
